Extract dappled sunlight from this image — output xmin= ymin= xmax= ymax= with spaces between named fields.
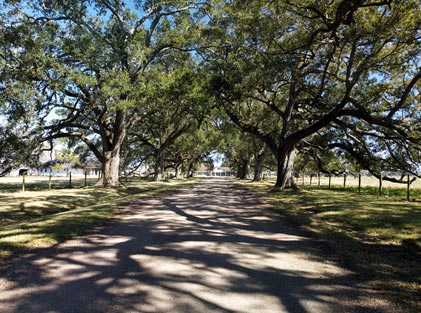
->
xmin=0 ymin=179 xmax=200 ymax=258
xmin=241 ymin=180 xmax=420 ymax=310
xmin=266 ymin=188 xmax=421 ymax=246
xmin=0 ymin=178 xmax=396 ymax=312
xmin=0 ymin=188 xmax=112 ymax=227
xmin=65 ymin=249 xmax=121 ymax=267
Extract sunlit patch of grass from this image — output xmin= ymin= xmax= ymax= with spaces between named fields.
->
xmin=238 ymin=179 xmax=421 ymax=312
xmin=0 ymin=177 xmax=201 ymax=260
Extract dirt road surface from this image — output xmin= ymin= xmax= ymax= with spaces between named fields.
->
xmin=0 ymin=178 xmax=399 ymax=312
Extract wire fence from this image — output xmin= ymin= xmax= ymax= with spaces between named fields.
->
xmin=0 ymin=173 xmax=101 ymax=192
xmin=3 ymin=171 xmax=421 ymax=201
xmin=293 ymin=172 xmax=421 ymax=201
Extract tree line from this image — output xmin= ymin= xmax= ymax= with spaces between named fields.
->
xmin=1 ymin=0 xmax=420 ymax=190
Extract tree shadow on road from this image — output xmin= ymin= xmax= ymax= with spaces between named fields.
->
xmin=0 ymin=179 xmax=396 ymax=312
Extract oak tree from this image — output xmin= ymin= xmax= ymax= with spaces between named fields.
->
xmin=2 ymin=0 xmax=206 ymax=186
xmin=204 ymin=0 xmax=421 ymax=189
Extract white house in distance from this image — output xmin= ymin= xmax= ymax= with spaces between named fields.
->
xmin=8 ymin=141 xmax=101 ymax=177
xmin=195 ymin=164 xmax=235 ymax=177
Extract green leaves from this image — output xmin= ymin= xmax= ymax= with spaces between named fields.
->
xmin=201 ymin=0 xmax=421 ymax=188
xmin=1 ymin=0 xmax=421 ymax=187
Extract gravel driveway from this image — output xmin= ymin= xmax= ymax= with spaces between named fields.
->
xmin=0 ymin=178 xmax=399 ymax=312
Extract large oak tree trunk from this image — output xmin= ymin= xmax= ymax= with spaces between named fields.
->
xmin=238 ymin=158 xmax=250 ymax=179
xmin=174 ymin=165 xmax=180 ymax=178
xmin=186 ymin=162 xmax=194 ymax=177
xmin=97 ymin=109 xmax=127 ymax=188
xmin=101 ymin=147 xmax=122 ymax=187
xmin=274 ymin=146 xmax=297 ymax=190
xmin=253 ymin=150 xmax=267 ymax=181
xmin=153 ymin=149 xmax=165 ymax=181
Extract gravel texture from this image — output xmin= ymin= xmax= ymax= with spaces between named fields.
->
xmin=0 ymin=178 xmax=401 ymax=312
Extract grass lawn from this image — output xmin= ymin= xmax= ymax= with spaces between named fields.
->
xmin=239 ymin=179 xmax=421 ymax=312
xmin=296 ymin=174 xmax=421 ymax=199
xmin=0 ymin=175 xmax=100 ymax=192
xmin=0 ymin=177 xmax=201 ymax=260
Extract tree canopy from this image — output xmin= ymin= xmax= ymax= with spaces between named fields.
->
xmin=1 ymin=0 xmax=421 ymax=189
xmin=1 ymin=0 xmax=209 ymax=186
xmin=203 ymin=0 xmax=421 ymax=189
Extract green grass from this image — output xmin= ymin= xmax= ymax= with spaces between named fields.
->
xmin=0 ymin=177 xmax=201 ymax=260
xmin=239 ymin=179 xmax=421 ymax=312
xmin=324 ymin=184 xmax=421 ymax=200
xmin=0 ymin=176 xmax=99 ymax=192
xmin=295 ymin=175 xmax=421 ymax=199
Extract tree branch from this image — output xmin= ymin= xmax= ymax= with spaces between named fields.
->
xmin=387 ymin=70 xmax=421 ymax=118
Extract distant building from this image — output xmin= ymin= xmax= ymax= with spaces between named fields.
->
xmin=195 ymin=164 xmax=235 ymax=177
xmin=7 ymin=141 xmax=101 ymax=177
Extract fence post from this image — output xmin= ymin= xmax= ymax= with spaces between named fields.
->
xmin=85 ymin=171 xmax=87 ymax=187
xmin=310 ymin=174 xmax=313 ymax=186
xmin=49 ymin=169 xmax=52 ymax=190
xmin=407 ymin=175 xmax=410 ymax=201
xmin=379 ymin=172 xmax=383 ymax=196
xmin=343 ymin=173 xmax=347 ymax=189
xmin=318 ymin=172 xmax=321 ymax=188
xmin=69 ymin=171 xmax=72 ymax=188
xmin=22 ymin=172 xmax=26 ymax=192
xmin=302 ymin=173 xmax=305 ymax=186
xmin=358 ymin=172 xmax=361 ymax=194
